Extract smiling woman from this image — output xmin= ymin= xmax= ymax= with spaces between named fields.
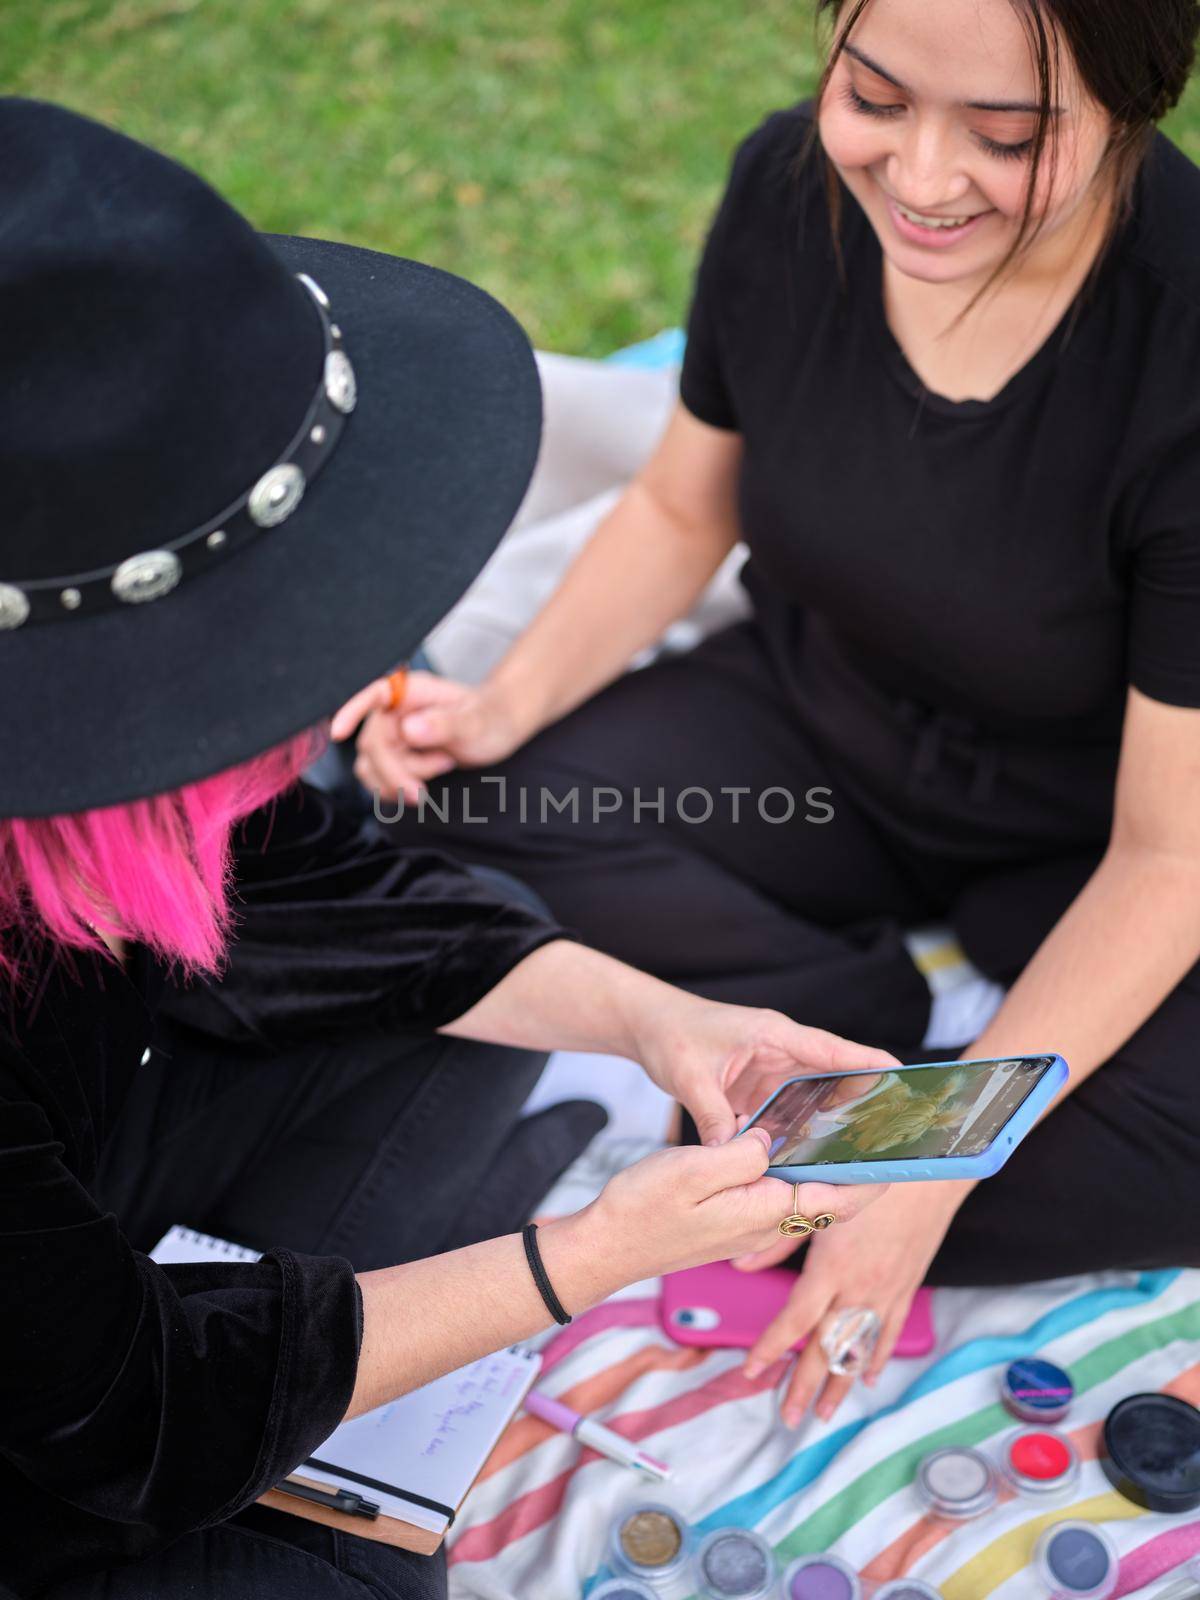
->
xmin=361 ymin=0 xmax=1200 ymax=1434
xmin=815 ymin=0 xmax=1192 ymax=272
xmin=812 ymin=0 xmax=1197 ymax=397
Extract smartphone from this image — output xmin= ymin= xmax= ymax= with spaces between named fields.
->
xmin=740 ymin=1054 xmax=1068 ymax=1183
xmin=660 ymin=1262 xmax=936 ymax=1356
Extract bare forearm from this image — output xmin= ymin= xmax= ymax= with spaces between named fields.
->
xmin=922 ymin=845 xmax=1200 ymax=1219
xmin=348 ymin=1121 xmax=798 ymax=1419
xmin=349 ymin=1207 xmax=633 ymax=1418
xmin=489 ymin=479 xmax=737 ymax=740
xmin=967 ymin=844 xmax=1200 ymax=1099
xmin=440 ymin=937 xmax=687 ymax=1059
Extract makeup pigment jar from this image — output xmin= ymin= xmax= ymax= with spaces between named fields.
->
xmin=1034 ymin=1521 xmax=1118 ymax=1599
xmin=914 ymin=1446 xmax=1000 ymax=1520
xmin=609 ymin=1504 xmax=692 ymax=1588
xmin=1001 ymin=1358 xmax=1075 ymax=1424
xmin=693 ymin=1528 xmax=776 ymax=1600
xmin=1001 ymin=1428 xmax=1081 ymax=1501
xmin=781 ymin=1553 xmax=863 ymax=1600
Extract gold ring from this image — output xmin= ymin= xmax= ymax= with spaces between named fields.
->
xmin=779 ymin=1213 xmax=816 ymax=1238
xmin=779 ymin=1183 xmax=837 ymax=1237
xmin=385 ymin=667 xmax=409 ymax=711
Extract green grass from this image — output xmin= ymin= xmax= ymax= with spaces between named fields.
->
xmin=6 ymin=0 xmax=1200 ymax=355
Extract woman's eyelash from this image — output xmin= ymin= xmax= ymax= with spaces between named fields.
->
xmin=977 ymin=133 xmax=1036 ymax=161
xmin=842 ymin=81 xmax=903 ymax=119
xmin=841 ymin=79 xmax=1036 ymax=161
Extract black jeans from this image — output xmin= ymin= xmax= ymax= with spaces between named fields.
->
xmin=51 ymin=1024 xmax=603 ymax=1599
xmin=49 ymin=1507 xmax=450 ymax=1600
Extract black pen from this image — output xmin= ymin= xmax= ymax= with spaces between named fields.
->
xmin=277 ymin=1478 xmax=380 ymax=1519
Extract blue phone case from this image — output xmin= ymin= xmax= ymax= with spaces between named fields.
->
xmin=742 ymin=1054 xmax=1068 ymax=1184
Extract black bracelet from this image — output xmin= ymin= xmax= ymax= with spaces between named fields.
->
xmin=522 ymin=1222 xmax=572 ymax=1326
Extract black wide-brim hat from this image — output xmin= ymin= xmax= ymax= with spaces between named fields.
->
xmin=0 ymin=100 xmax=542 ymax=818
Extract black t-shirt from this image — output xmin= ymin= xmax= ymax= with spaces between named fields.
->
xmin=681 ymin=106 xmax=1200 ymax=856
xmin=0 ymin=781 xmax=565 ymax=1594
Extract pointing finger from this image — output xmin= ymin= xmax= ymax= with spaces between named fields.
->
xmin=813 ymin=1368 xmax=856 ymax=1423
xmin=401 ymin=709 xmax=458 ymax=748
xmin=781 ymin=1334 xmax=832 ymax=1426
xmin=331 ymin=679 xmax=392 ymax=740
xmin=406 ymin=752 xmax=458 ymax=782
xmin=744 ymin=1280 xmax=829 ymax=1380
xmin=706 ymin=1124 xmax=772 ymax=1186
xmin=771 ymin=1020 xmax=900 ymax=1076
xmin=687 ymin=1081 xmax=737 ymax=1149
xmin=864 ymin=1304 xmax=909 ymax=1387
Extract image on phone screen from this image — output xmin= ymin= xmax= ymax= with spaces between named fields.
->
xmin=751 ymin=1057 xmax=1057 ymax=1166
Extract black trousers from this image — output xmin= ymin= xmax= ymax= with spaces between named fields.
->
xmin=51 ymin=1027 xmax=604 ymax=1600
xmin=379 ymin=621 xmax=1200 ymax=1282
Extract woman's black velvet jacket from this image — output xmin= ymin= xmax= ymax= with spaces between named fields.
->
xmin=0 ymin=783 xmax=564 ymax=1593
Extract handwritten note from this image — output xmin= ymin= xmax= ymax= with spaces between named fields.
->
xmin=302 ymin=1347 xmax=541 ymax=1534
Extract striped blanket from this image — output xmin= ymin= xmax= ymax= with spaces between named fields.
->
xmin=447 ymin=1267 xmax=1200 ymax=1598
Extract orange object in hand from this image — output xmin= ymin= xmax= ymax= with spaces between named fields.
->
xmin=385 ymin=668 xmax=408 ymax=711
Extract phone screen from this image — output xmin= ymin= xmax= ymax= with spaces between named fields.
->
xmin=748 ymin=1056 xmax=1057 ymax=1166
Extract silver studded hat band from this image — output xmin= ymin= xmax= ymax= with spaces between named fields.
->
xmin=0 ymin=271 xmax=356 ymax=632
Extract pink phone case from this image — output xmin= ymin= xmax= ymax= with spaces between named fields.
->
xmin=659 ymin=1261 xmax=935 ymax=1356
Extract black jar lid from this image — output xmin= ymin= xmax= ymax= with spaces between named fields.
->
xmin=1101 ymin=1393 xmax=1200 ymax=1513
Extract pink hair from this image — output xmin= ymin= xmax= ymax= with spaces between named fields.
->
xmin=0 ymin=728 xmax=326 ymax=986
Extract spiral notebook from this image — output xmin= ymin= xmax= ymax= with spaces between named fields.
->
xmin=150 ymin=1226 xmax=541 ymax=1551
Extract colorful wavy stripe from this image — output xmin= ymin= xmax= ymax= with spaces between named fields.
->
xmin=696 ymin=1272 xmax=1185 ymax=1546
xmin=1113 ymin=1522 xmax=1200 ymax=1598
xmin=475 ymin=1342 xmax=706 ymax=1482
xmin=941 ymin=1493 xmax=1200 ymax=1600
xmin=571 ymin=1273 xmax=1188 ymax=1595
xmin=766 ymin=1296 xmax=1200 ymax=1565
xmin=941 ymin=1491 xmax=1143 ymax=1599
xmin=535 ymin=1296 xmax=660 ymax=1378
xmin=452 ymin=1352 xmax=793 ymax=1562
xmin=935 ymin=1365 xmax=1200 ymax=1600
xmin=447 ymin=1271 xmax=1193 ymax=1595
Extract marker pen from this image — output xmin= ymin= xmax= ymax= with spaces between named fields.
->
xmin=524 ymin=1390 xmax=671 ymax=1481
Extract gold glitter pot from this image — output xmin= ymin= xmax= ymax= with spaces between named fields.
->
xmin=610 ymin=1503 xmax=691 ymax=1585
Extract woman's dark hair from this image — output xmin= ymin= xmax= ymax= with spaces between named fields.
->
xmin=811 ymin=0 xmax=1199 ymax=285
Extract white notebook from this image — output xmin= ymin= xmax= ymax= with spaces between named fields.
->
xmin=151 ymin=1224 xmax=262 ymax=1265
xmin=150 ymin=1224 xmax=541 ymax=1537
xmin=300 ymin=1347 xmax=540 ymax=1534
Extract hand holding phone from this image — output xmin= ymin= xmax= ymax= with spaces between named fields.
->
xmin=739 ymin=1054 xmax=1068 ymax=1184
